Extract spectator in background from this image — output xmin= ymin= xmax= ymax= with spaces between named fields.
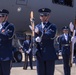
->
xmin=23 ymin=35 xmax=33 ymax=70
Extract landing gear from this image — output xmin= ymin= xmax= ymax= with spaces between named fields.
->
xmin=13 ymin=51 xmax=22 ymax=62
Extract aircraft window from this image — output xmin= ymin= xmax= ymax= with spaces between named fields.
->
xmin=16 ymin=0 xmax=28 ymax=5
xmin=52 ymin=0 xmax=73 ymax=7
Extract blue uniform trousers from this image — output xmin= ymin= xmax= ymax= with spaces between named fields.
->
xmin=62 ymin=49 xmax=70 ymax=75
xmin=24 ymin=52 xmax=33 ymax=69
xmin=0 ymin=60 xmax=11 ymax=75
xmin=36 ymin=59 xmax=55 ymax=75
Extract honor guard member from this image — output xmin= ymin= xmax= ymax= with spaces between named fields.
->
xmin=34 ymin=8 xmax=58 ymax=75
xmin=23 ymin=35 xmax=33 ymax=70
xmin=59 ymin=26 xmax=71 ymax=75
xmin=0 ymin=9 xmax=14 ymax=75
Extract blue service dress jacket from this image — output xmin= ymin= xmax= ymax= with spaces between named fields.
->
xmin=35 ymin=22 xmax=58 ymax=61
xmin=23 ymin=40 xmax=31 ymax=53
xmin=59 ymin=34 xmax=71 ymax=54
xmin=0 ymin=21 xmax=14 ymax=61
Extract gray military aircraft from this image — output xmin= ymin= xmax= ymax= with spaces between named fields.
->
xmin=0 ymin=0 xmax=75 ymax=34
xmin=0 ymin=0 xmax=76 ymax=63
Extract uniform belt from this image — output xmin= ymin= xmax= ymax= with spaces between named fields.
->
xmin=62 ymin=44 xmax=70 ymax=46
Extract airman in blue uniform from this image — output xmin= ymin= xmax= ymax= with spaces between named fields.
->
xmin=23 ymin=35 xmax=33 ymax=70
xmin=59 ymin=26 xmax=71 ymax=75
xmin=35 ymin=8 xmax=58 ymax=75
xmin=0 ymin=9 xmax=14 ymax=75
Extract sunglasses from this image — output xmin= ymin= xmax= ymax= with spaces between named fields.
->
xmin=40 ymin=15 xmax=49 ymax=17
xmin=0 ymin=15 xmax=4 ymax=17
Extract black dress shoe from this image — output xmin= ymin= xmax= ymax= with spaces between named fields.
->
xmin=30 ymin=67 xmax=33 ymax=70
xmin=23 ymin=67 xmax=27 ymax=70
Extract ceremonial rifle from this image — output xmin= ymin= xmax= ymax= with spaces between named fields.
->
xmin=30 ymin=11 xmax=36 ymax=55
xmin=69 ymin=16 xmax=76 ymax=67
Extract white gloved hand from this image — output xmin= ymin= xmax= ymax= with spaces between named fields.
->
xmin=26 ymin=48 xmax=31 ymax=54
xmin=35 ymin=36 xmax=41 ymax=42
xmin=29 ymin=25 xmax=33 ymax=31
xmin=28 ymin=48 xmax=31 ymax=53
xmin=35 ymin=27 xmax=39 ymax=33
xmin=26 ymin=51 xmax=29 ymax=54
xmin=71 ymin=36 xmax=74 ymax=41
xmin=69 ymin=22 xmax=74 ymax=32
xmin=29 ymin=25 xmax=39 ymax=33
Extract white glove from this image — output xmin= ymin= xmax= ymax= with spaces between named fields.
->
xmin=35 ymin=27 xmax=39 ymax=33
xmin=71 ymin=36 xmax=74 ymax=41
xmin=26 ymin=51 xmax=29 ymax=54
xmin=28 ymin=48 xmax=31 ymax=53
xmin=35 ymin=36 xmax=41 ymax=42
xmin=29 ymin=25 xmax=39 ymax=33
xmin=26 ymin=49 xmax=31 ymax=54
xmin=29 ymin=25 xmax=33 ymax=31
xmin=69 ymin=22 xmax=74 ymax=32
